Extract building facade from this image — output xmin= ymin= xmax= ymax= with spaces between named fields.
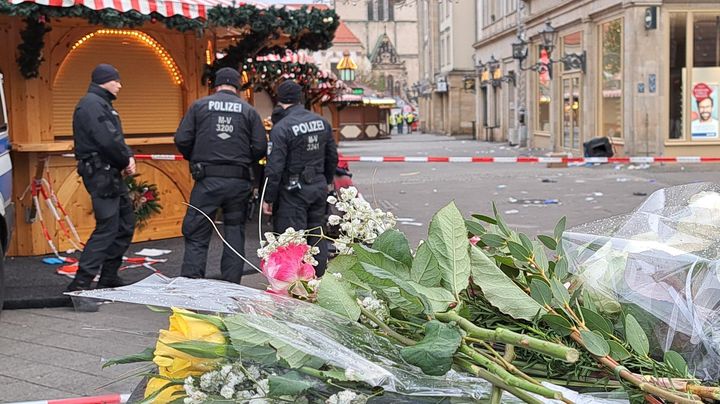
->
xmin=332 ymin=0 xmax=419 ymax=99
xmin=474 ymin=0 xmax=720 ymax=156
xmin=417 ymin=0 xmax=477 ymax=135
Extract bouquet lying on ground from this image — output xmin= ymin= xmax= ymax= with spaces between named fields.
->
xmin=78 ymin=184 xmax=720 ymax=403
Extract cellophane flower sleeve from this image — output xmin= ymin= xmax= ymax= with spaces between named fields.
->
xmin=68 ymin=275 xmax=624 ymax=403
xmin=563 ymin=182 xmax=720 ymax=380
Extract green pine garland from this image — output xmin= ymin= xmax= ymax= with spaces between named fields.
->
xmin=0 ymin=0 xmax=339 ymax=79
xmin=125 ymin=174 xmax=162 ymax=229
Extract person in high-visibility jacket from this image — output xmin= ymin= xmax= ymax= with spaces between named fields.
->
xmin=405 ymin=112 xmax=416 ymax=134
xmin=395 ymin=113 xmax=405 ymax=134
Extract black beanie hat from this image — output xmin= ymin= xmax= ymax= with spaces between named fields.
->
xmin=277 ymin=80 xmax=302 ymax=104
xmin=214 ymin=67 xmax=241 ymax=89
xmin=91 ymin=64 xmax=120 ymax=85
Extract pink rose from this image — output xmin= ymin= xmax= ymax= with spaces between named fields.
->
xmin=261 ymin=243 xmax=315 ymax=296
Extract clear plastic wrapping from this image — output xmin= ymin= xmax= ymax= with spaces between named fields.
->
xmin=563 ymin=182 xmax=720 ymax=380
xmin=69 ymin=275 xmax=625 ymax=403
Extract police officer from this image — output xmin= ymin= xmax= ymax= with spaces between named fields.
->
xmin=67 ymin=64 xmax=136 ymax=295
xmin=262 ymin=80 xmax=338 ymax=276
xmin=175 ymin=67 xmax=266 ymax=284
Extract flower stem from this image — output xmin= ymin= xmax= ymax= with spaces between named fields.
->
xmin=359 ymin=306 xmax=416 ymax=346
xmin=455 ymin=358 xmax=544 ymax=404
xmin=436 ymin=310 xmax=579 ymax=363
xmin=459 ymin=344 xmax=564 ymax=401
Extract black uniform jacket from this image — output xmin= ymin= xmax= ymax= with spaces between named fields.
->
xmin=264 ymin=104 xmax=338 ymax=204
xmin=73 ymin=83 xmax=132 ymax=169
xmin=174 ymin=90 xmax=267 ymax=166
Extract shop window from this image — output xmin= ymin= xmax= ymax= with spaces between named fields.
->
xmin=562 ymin=32 xmax=583 ymax=73
xmin=599 ymin=19 xmax=623 ymax=139
xmin=536 ymin=46 xmax=551 ymax=132
xmin=668 ymin=13 xmax=687 ymax=140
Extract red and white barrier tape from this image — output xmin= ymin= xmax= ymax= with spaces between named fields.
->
xmin=10 ymin=393 xmax=130 ymax=404
xmin=62 ymin=153 xmax=720 ymax=164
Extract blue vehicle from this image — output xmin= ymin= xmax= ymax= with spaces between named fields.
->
xmin=0 ymin=72 xmax=15 ymax=315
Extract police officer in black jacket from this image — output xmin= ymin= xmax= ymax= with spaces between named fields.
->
xmin=175 ymin=67 xmax=267 ymax=283
xmin=262 ymin=81 xmax=338 ymax=276
xmin=67 ymin=64 xmax=136 ymax=294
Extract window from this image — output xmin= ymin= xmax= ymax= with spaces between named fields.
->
xmin=668 ymin=13 xmax=720 ymax=141
xmin=330 ymin=62 xmax=339 ymax=78
xmin=536 ymin=45 xmax=551 ymax=132
xmin=599 ymin=19 xmax=623 ymax=139
xmin=483 ymin=0 xmax=501 ymax=26
xmin=669 ymin=13 xmax=687 ymax=139
xmin=367 ymin=0 xmax=394 ymax=22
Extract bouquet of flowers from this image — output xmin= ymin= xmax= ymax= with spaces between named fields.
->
xmin=72 ymin=184 xmax=720 ymax=403
xmin=125 ymin=174 xmax=162 ymax=229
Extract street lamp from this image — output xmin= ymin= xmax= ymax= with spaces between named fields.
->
xmin=511 ymin=22 xmax=586 ymax=77
xmin=475 ymin=54 xmax=516 ymax=88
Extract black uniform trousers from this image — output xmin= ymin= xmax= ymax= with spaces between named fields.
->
xmin=71 ymin=191 xmax=135 ymax=289
xmin=181 ymin=177 xmax=251 ymax=284
xmin=273 ymin=180 xmax=328 ymax=276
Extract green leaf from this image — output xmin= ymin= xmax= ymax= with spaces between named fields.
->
xmin=663 ymin=351 xmax=689 ymax=375
xmin=554 ymin=216 xmax=567 ymax=240
xmin=519 ymin=233 xmax=534 ymax=252
xmin=532 ymin=243 xmax=549 ymax=272
xmin=372 ymin=229 xmax=413 ymax=268
xmin=354 ymin=244 xmax=410 ymax=280
xmin=411 ymin=242 xmax=442 ymax=287
xmin=408 ymin=282 xmax=456 ymax=313
xmin=529 ymin=280 xmax=552 ymax=307
xmin=579 ymin=330 xmax=610 ymax=357
xmin=608 ymin=341 xmax=631 ymax=361
xmin=427 ymin=202 xmax=471 ymax=298
xmin=492 ymin=203 xmax=512 ymax=236
xmin=164 ymin=340 xmax=227 ymax=359
xmin=102 ymin=347 xmax=154 ymax=368
xmin=507 ymin=241 xmax=531 ymax=262
xmin=225 ymin=315 xmax=312 ymax=368
xmin=471 ymin=213 xmax=496 ymax=225
xmin=625 ymin=314 xmax=650 ymax=357
xmin=145 ymin=305 xmax=171 ymax=313
xmin=464 ymin=219 xmax=485 ymax=236
xmin=550 ymin=278 xmax=571 ymax=305
xmin=580 ymin=308 xmax=613 ymax=335
xmin=241 ymin=344 xmax=278 ymax=365
xmin=554 ymin=257 xmax=569 ymax=280
xmin=399 ymin=320 xmax=462 ymax=376
xmin=470 ymin=245 xmax=546 ymax=321
xmin=326 ymin=254 xmax=365 ymax=287
xmin=352 ymin=263 xmax=426 ymax=314
xmin=481 ymin=233 xmax=506 ymax=248
xmin=317 ymin=273 xmax=361 ymax=321
xmin=537 ymin=235 xmax=557 ymax=250
xmin=268 ymin=371 xmax=316 ymax=397
xmin=542 ymin=314 xmax=573 ymax=336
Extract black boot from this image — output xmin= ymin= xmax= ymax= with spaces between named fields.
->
xmin=96 ymin=275 xmax=129 ymax=289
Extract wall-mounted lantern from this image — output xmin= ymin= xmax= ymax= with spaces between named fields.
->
xmin=512 ymin=21 xmax=586 ymax=78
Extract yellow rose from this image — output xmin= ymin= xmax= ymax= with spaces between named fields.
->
xmin=145 ymin=377 xmax=184 ymax=403
xmin=145 ymin=308 xmax=227 ymax=400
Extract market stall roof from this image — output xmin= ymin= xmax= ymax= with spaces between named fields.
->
xmin=8 ymin=0 xmax=274 ymax=19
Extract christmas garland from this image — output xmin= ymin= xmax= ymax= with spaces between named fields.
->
xmin=125 ymin=174 xmax=162 ymax=229
xmin=206 ymin=50 xmax=346 ymax=105
xmin=0 ymin=0 xmax=339 ymax=79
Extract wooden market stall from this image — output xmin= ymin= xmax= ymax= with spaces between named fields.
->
xmin=0 ymin=1 xmax=339 ymax=256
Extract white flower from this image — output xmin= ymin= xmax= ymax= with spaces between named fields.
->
xmin=247 ymin=365 xmax=262 ymax=381
xmin=308 ymin=279 xmax=321 ymax=289
xmin=326 ymin=390 xmax=367 ymax=404
xmin=220 ymin=384 xmax=235 ymax=399
xmin=328 ymin=215 xmax=341 ymax=225
xmin=327 ymin=195 xmax=338 ymax=204
xmin=332 ymin=272 xmax=342 ymax=280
